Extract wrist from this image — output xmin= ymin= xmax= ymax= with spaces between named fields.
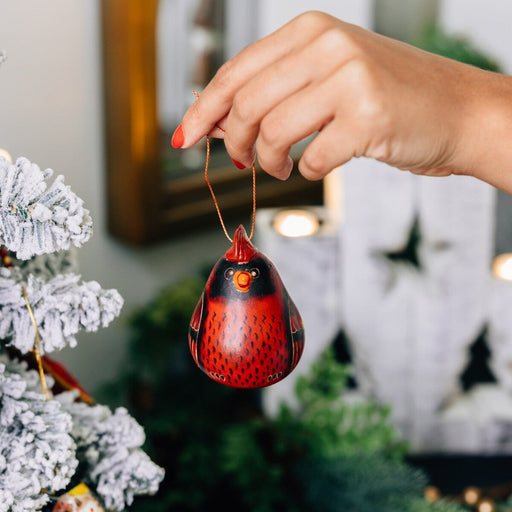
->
xmin=454 ymin=71 xmax=512 ymax=193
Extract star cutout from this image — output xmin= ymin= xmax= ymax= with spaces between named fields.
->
xmin=382 ymin=217 xmax=421 ymax=269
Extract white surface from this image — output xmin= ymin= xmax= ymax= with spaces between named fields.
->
xmin=341 ymin=158 xmax=496 ymax=451
xmin=257 ymin=0 xmax=373 ymax=37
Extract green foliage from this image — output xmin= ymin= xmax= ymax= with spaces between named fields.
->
xmin=414 ymin=24 xmax=501 ymax=71
xmin=220 ymin=420 xmax=296 ymax=512
xmin=284 ymin=349 xmax=407 ymax=459
xmin=296 ymin=455 xmax=427 ymax=512
xmin=103 ymin=276 xmax=467 ymax=512
xmin=216 ymin=349 xmax=466 ymax=512
xmin=217 ymin=349 xmax=414 ymax=512
xmin=127 ymin=275 xmax=206 ymax=382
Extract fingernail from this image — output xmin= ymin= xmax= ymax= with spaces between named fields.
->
xmin=171 ymin=124 xmax=184 ymax=148
xmin=231 ymin=158 xmax=246 ymax=169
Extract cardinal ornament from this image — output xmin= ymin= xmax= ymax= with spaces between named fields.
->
xmin=189 ymin=225 xmax=304 ymax=388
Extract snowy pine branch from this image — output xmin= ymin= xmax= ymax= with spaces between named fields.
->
xmin=0 ymin=267 xmax=123 ymax=354
xmin=0 ymin=358 xmax=77 ymax=512
xmin=0 ymin=157 xmax=93 ymax=260
xmin=58 ymin=395 xmax=165 ymax=511
xmin=0 ymin=353 xmax=163 ymax=511
xmin=0 ymin=149 xmax=163 ymax=509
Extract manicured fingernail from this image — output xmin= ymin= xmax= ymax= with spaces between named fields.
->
xmin=171 ymin=124 xmax=184 ymax=148
xmin=231 ymin=158 xmax=245 ymax=169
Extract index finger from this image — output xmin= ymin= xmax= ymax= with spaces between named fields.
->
xmin=178 ymin=11 xmax=340 ymax=148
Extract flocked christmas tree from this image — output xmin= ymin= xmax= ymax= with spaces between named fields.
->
xmin=0 ymin=126 xmax=164 ymax=509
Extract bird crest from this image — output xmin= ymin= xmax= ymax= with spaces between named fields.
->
xmin=225 ymin=225 xmax=257 ymax=263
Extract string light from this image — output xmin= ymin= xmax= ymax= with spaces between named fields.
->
xmin=424 ymin=486 xmax=440 ymax=503
xmin=477 ymin=498 xmax=495 ymax=512
xmin=273 ymin=209 xmax=321 ymax=238
xmin=424 ymin=485 xmax=508 ymax=511
xmin=0 ymin=148 xmax=12 ymax=163
xmin=464 ymin=487 xmax=482 ymax=506
xmin=492 ymin=253 xmax=512 ymax=281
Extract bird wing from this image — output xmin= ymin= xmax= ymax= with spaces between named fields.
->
xmin=188 ymin=292 xmax=205 ymax=366
xmin=288 ymin=295 xmax=305 ymax=370
xmin=42 ymin=355 xmax=94 ymax=405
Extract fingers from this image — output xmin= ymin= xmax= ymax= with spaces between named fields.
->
xmin=251 ymin=80 xmax=336 ymax=179
xmin=172 ymin=10 xmax=485 ymax=184
xmin=251 ymin=57 xmax=378 ymax=180
xmin=299 ymin=121 xmax=357 ymax=180
xmin=179 ymin=11 xmax=341 ymax=148
xmin=222 ymin=54 xmax=314 ymax=169
xmin=223 ymin=27 xmax=359 ymax=169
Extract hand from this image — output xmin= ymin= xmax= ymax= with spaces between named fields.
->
xmin=174 ymin=11 xmax=512 ymax=192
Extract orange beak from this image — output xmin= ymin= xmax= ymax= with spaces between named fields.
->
xmin=233 ymin=270 xmax=252 ymax=292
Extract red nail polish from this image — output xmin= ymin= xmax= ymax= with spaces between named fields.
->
xmin=171 ymin=124 xmax=184 ymax=148
xmin=231 ymin=159 xmax=245 ymax=169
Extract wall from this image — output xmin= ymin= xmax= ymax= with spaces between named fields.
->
xmin=257 ymin=0 xmax=372 ymax=36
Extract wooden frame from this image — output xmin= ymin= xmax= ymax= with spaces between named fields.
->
xmin=101 ymin=0 xmax=322 ymax=245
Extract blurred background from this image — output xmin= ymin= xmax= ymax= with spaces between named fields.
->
xmin=2 ymin=1 xmax=512 ymax=510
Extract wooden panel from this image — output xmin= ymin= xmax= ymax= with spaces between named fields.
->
xmin=101 ymin=0 xmax=159 ymax=244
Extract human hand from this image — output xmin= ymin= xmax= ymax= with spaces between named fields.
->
xmin=173 ymin=11 xmax=512 ymax=191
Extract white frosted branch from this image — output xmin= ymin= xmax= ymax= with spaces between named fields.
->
xmin=0 ymin=357 xmax=77 ymax=512
xmin=0 ymin=151 xmax=162 ymax=509
xmin=0 ymin=354 xmax=163 ymax=511
xmin=59 ymin=397 xmax=165 ymax=511
xmin=0 ymin=268 xmax=123 ymax=354
xmin=0 ymin=157 xmax=93 ymax=260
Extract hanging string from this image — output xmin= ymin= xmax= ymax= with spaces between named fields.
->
xmin=22 ymin=286 xmax=50 ymax=400
xmin=192 ymin=91 xmax=256 ymax=242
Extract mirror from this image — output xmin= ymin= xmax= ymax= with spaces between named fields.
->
xmin=101 ymin=0 xmax=323 ymax=245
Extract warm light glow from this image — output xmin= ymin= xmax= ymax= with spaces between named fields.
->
xmin=478 ymin=498 xmax=495 ymax=512
xmin=492 ymin=253 xmax=512 ymax=281
xmin=424 ymin=486 xmax=440 ymax=503
xmin=0 ymin=148 xmax=12 ymax=163
xmin=273 ymin=209 xmax=320 ymax=238
xmin=463 ymin=487 xmax=481 ymax=505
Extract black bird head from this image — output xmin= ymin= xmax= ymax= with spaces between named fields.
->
xmin=207 ymin=225 xmax=278 ymax=300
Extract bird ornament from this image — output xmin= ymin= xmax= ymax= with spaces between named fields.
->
xmin=188 ymin=225 xmax=304 ymax=388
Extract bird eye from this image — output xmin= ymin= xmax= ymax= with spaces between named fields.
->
xmin=250 ymin=268 xmax=260 ymax=278
xmin=224 ymin=268 xmax=235 ymax=280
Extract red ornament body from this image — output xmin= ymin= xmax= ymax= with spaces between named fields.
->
xmin=188 ymin=225 xmax=304 ymax=388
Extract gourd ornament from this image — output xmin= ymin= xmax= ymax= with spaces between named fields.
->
xmin=188 ymin=225 xmax=304 ymax=388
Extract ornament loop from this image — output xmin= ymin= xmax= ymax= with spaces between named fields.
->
xmin=192 ymin=90 xmax=256 ymax=242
